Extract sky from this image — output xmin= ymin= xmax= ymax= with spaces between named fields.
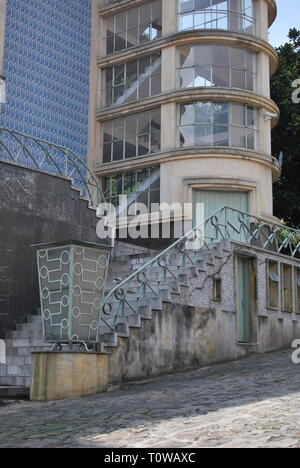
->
xmin=269 ymin=0 xmax=300 ymax=48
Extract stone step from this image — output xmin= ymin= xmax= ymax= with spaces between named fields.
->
xmin=0 ymin=385 xmax=30 ymax=400
xmin=6 ymin=328 xmax=43 ymax=340
xmin=5 ymin=338 xmax=46 ymax=349
xmin=0 ymin=375 xmax=31 ymax=388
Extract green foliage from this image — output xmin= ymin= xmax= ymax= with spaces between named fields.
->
xmin=271 ymin=28 xmax=300 ymax=228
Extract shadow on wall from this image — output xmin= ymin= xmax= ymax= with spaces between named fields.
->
xmin=0 ymin=160 xmax=108 ymax=339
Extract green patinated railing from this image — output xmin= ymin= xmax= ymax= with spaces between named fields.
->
xmin=100 ymin=205 xmax=300 ymax=332
xmin=0 ymin=127 xmax=104 ymax=208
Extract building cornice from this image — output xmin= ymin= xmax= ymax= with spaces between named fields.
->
xmin=97 ymin=30 xmax=278 ymax=76
xmin=96 ymin=87 xmax=279 ymax=126
xmin=94 ymin=147 xmax=281 ymax=182
xmin=99 ymin=0 xmax=277 ymax=28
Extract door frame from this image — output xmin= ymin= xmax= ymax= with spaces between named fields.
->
xmin=235 ymin=253 xmax=258 ymax=345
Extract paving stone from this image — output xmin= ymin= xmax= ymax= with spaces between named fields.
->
xmin=0 ymin=350 xmax=300 ymax=448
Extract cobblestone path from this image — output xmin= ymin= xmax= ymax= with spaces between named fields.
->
xmin=0 ymin=350 xmax=300 ymax=448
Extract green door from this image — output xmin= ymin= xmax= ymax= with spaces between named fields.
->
xmin=236 ymin=257 xmax=251 ymax=343
xmin=193 ymin=190 xmax=249 ymax=243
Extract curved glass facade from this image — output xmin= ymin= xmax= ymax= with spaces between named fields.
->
xmin=102 ymin=53 xmax=161 ymax=108
xmin=178 ymin=44 xmax=257 ymax=91
xmin=178 ymin=0 xmax=256 ymax=34
xmin=105 ymin=0 xmax=162 ymax=55
xmin=179 ymin=101 xmax=258 ymax=150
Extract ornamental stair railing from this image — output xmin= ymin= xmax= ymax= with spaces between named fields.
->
xmin=0 ymin=127 xmax=105 ymax=208
xmin=100 ymin=205 xmax=300 ymax=332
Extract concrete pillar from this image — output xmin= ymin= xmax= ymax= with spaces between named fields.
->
xmin=257 ymin=51 xmax=271 ymax=98
xmin=162 ymin=0 xmax=177 ymax=36
xmin=161 ymin=102 xmax=177 ymax=151
xmin=0 ymin=0 xmax=6 ymax=76
xmin=87 ymin=0 xmax=101 ymax=170
xmin=161 ymin=46 xmax=177 ymax=92
xmin=256 ymin=0 xmax=269 ymax=42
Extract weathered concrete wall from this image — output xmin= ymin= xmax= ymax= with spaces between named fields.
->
xmin=108 ymin=305 xmax=249 ymax=383
xmin=107 ymin=241 xmax=300 ymax=383
xmin=0 ymin=160 xmax=106 ymax=338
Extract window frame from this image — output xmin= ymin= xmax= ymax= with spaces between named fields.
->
xmin=281 ymin=263 xmax=294 ymax=313
xmin=266 ymin=260 xmax=280 ymax=310
xmin=105 ymin=0 xmax=162 ymax=55
xmin=102 ymin=53 xmax=162 ymax=109
xmin=178 ymin=101 xmax=258 ymax=150
xmin=177 ymin=44 xmax=257 ymax=92
xmin=102 ymin=109 xmax=161 ymax=163
xmin=178 ymin=0 xmax=256 ymax=35
xmin=103 ymin=166 xmax=161 ymax=212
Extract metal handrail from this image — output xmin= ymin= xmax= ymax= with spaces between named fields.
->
xmin=0 ymin=127 xmax=105 ymax=208
xmin=100 ymin=205 xmax=300 ymax=332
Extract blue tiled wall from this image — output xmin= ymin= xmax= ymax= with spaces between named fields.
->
xmin=0 ymin=0 xmax=92 ymax=162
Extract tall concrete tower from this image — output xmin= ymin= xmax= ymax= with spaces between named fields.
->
xmin=92 ymin=0 xmax=279 ymax=235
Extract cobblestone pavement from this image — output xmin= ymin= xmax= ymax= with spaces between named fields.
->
xmin=0 ymin=349 xmax=300 ymax=448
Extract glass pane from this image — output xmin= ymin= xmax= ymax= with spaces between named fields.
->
xmin=230 ymin=47 xmax=244 ymax=68
xmin=127 ymin=61 xmax=138 ymax=86
xmin=231 ymin=104 xmax=245 ymax=126
xmin=113 ymin=85 xmax=126 ymax=105
xmin=213 ymin=125 xmax=229 ymax=145
xmin=194 ymin=45 xmax=212 ymax=66
xmin=125 ymin=137 xmax=137 ymax=158
xmin=213 ymin=102 xmax=229 ymax=124
xmin=138 ymin=134 xmax=149 ymax=155
xmin=180 ymin=0 xmax=194 ymax=13
xmin=138 ymin=76 xmax=150 ymax=99
xmin=212 ymin=45 xmax=229 ymax=67
xmin=231 ymin=68 xmax=245 ymax=89
xmin=180 ymin=104 xmax=195 ymax=126
xmin=179 ymin=46 xmax=195 ymax=68
xmin=180 ymin=13 xmax=194 ymax=30
xmin=212 ymin=65 xmax=230 ymax=87
xmin=180 ymin=68 xmax=195 ymax=88
xmin=195 ymin=102 xmax=213 ymax=123
xmin=247 ymin=129 xmax=255 ymax=149
xmin=151 ymin=71 xmax=161 ymax=95
xmin=113 ymin=140 xmax=124 ymax=160
xmin=125 ymin=115 xmax=137 ymax=138
xmin=103 ymin=142 xmax=112 ymax=163
xmin=194 ymin=12 xmax=205 ymax=28
xmin=247 ymin=107 xmax=255 ymax=127
xmin=195 ymin=124 xmax=213 ymax=146
xmin=195 ymin=65 xmax=212 ymax=86
xmin=231 ymin=126 xmax=246 ymax=148
xmin=127 ymin=26 xmax=138 ymax=48
xmin=246 ymin=72 xmax=255 ymax=91
xmin=180 ymin=125 xmax=195 ymax=147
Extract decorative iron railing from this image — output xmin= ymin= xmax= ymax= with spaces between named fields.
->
xmin=0 ymin=127 xmax=104 ymax=207
xmin=100 ymin=205 xmax=300 ymax=332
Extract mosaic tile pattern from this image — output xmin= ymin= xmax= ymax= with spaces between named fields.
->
xmin=0 ymin=0 xmax=92 ymax=162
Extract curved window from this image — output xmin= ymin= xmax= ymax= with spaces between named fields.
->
xmin=179 ymin=101 xmax=258 ymax=150
xmin=104 ymin=167 xmax=160 ymax=211
xmin=178 ymin=45 xmax=257 ymax=91
xmin=102 ymin=109 xmax=161 ymax=163
xmin=178 ymin=0 xmax=255 ymax=34
xmin=102 ymin=53 xmax=161 ymax=108
xmin=105 ymin=0 xmax=162 ymax=55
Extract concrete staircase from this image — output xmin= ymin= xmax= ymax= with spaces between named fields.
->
xmin=0 ymin=239 xmax=232 ymax=391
